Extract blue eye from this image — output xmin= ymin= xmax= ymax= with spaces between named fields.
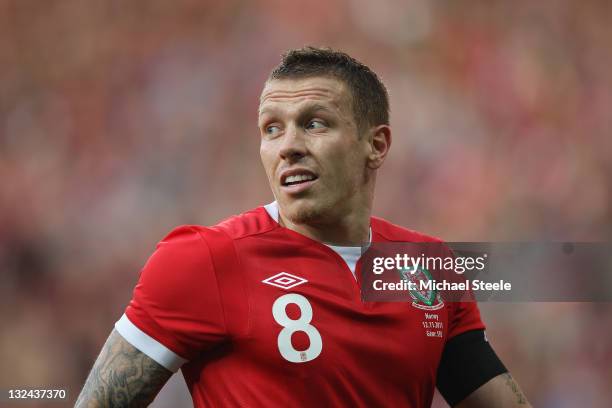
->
xmin=306 ymin=120 xmax=326 ymax=130
xmin=266 ymin=125 xmax=281 ymax=134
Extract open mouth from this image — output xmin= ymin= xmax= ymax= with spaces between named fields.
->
xmin=282 ymin=173 xmax=318 ymax=186
xmin=280 ymin=170 xmax=319 ymax=190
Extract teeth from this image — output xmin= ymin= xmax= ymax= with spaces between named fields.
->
xmin=285 ymin=174 xmax=314 ymax=184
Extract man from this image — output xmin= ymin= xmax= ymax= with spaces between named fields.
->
xmin=76 ymin=47 xmax=530 ymax=407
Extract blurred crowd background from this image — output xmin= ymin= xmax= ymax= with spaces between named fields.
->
xmin=1 ymin=0 xmax=611 ymax=406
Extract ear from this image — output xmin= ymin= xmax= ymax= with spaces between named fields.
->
xmin=366 ymin=125 xmax=392 ymax=170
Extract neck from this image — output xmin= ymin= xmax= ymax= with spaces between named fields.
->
xmin=278 ymin=203 xmax=371 ymax=246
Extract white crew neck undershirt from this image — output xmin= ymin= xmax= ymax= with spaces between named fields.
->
xmin=263 ymin=201 xmax=370 ymax=277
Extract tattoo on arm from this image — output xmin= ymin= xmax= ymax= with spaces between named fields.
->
xmin=502 ymin=373 xmax=528 ymax=405
xmin=75 ymin=329 xmax=173 ymax=408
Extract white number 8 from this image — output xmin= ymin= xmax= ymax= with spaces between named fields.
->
xmin=272 ymin=293 xmax=322 ymax=363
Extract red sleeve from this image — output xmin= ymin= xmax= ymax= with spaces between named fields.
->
xmin=122 ymin=226 xmax=228 ymax=363
xmin=447 ymin=301 xmax=485 ymax=340
xmin=437 ymin=243 xmax=486 ymax=339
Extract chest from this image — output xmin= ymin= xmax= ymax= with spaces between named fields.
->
xmin=227 ymin=241 xmax=449 ymax=384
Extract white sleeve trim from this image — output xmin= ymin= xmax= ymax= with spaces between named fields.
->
xmin=115 ymin=314 xmax=188 ymax=372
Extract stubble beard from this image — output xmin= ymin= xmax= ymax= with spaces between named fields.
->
xmin=282 ymin=197 xmax=330 ymax=226
xmin=278 ymin=173 xmax=369 ymax=228
xmin=281 ymin=188 xmax=357 ymax=228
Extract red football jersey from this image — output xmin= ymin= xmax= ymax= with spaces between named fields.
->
xmin=116 ymin=203 xmax=484 ymax=407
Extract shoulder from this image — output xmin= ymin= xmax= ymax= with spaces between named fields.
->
xmin=159 ymin=206 xmax=276 ymax=249
xmin=137 ymin=206 xmax=275 ymax=297
xmin=210 ymin=206 xmax=278 ymax=239
xmin=371 ymin=216 xmax=443 ymax=243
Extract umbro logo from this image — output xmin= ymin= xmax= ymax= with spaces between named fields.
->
xmin=262 ymin=272 xmax=308 ymax=290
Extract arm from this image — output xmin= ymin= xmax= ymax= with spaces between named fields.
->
xmin=75 ymin=226 xmax=229 ymax=406
xmin=456 ymin=372 xmax=531 ymax=408
xmin=436 ymin=330 xmax=531 ymax=408
xmin=74 ymin=329 xmax=172 ymax=408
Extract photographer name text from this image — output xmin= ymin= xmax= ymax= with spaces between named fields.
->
xmin=372 ymin=279 xmax=512 ymax=292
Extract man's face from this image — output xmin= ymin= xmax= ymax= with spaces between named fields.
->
xmin=258 ymin=76 xmax=371 ymax=225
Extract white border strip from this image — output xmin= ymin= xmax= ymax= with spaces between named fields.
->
xmin=115 ymin=314 xmax=187 ymax=372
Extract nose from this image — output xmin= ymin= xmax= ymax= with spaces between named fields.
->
xmin=279 ymin=124 xmax=307 ymax=163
